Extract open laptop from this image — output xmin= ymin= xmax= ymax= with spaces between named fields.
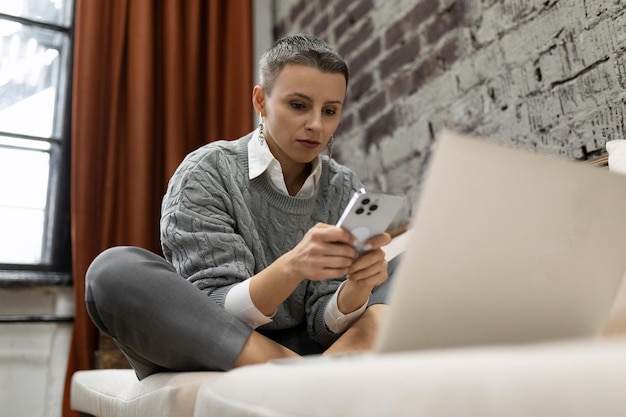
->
xmin=374 ymin=130 xmax=626 ymax=353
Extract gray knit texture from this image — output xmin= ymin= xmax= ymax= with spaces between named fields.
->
xmin=160 ymin=133 xmax=363 ymax=347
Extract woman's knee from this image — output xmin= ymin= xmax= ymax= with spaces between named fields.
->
xmin=86 ymin=246 xmax=165 ymax=304
xmin=88 ymin=247 xmax=139 ymax=288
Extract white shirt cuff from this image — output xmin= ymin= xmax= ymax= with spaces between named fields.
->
xmin=224 ymin=278 xmax=274 ymax=329
xmin=324 ymin=280 xmax=369 ymax=334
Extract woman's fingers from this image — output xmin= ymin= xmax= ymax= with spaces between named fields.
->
xmin=347 ymin=249 xmax=389 ymax=287
xmin=288 ymin=223 xmax=358 ymax=281
xmin=361 ymin=232 xmax=392 ymax=251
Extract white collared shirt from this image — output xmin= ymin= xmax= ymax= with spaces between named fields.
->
xmin=223 ymin=129 xmax=368 ymax=333
xmin=247 ymin=128 xmax=322 ymax=197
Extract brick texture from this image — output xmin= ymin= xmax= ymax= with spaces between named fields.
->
xmin=273 ymin=0 xmax=626 ymax=223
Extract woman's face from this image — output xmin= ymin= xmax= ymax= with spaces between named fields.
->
xmin=253 ymin=64 xmax=346 ymax=168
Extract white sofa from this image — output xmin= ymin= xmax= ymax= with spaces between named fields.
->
xmin=71 ymin=141 xmax=626 ymax=417
xmin=71 ymin=258 xmax=626 ymax=417
xmin=71 ymin=370 xmax=221 ymax=417
xmin=71 ymin=336 xmax=626 ymax=417
xmin=196 ymin=338 xmax=626 ymax=417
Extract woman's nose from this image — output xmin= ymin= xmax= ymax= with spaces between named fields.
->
xmin=305 ymin=111 xmax=323 ymax=131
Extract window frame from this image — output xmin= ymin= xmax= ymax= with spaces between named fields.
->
xmin=0 ymin=6 xmax=74 ymax=287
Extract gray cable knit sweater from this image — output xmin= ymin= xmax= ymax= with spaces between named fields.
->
xmin=160 ymin=132 xmax=363 ymax=347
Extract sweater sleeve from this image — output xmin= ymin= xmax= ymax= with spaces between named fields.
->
xmin=304 ymin=279 xmax=345 ymax=347
xmin=160 ymin=151 xmax=255 ymax=307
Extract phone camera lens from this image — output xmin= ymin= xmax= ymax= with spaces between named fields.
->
xmin=361 ymin=198 xmax=370 ymax=205
xmin=369 ymin=204 xmax=378 ymax=211
xmin=356 ymin=208 xmax=365 ymax=214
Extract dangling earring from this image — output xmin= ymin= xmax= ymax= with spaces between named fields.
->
xmin=258 ymin=114 xmax=265 ymax=146
xmin=327 ymin=135 xmax=334 ymax=158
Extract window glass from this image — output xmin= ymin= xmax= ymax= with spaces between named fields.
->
xmin=0 ymin=22 xmax=67 ymax=138
xmin=0 ymin=139 xmax=50 ymax=264
xmin=0 ymin=0 xmax=72 ymax=269
xmin=0 ymin=0 xmax=73 ymax=27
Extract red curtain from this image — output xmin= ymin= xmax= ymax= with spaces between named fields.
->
xmin=63 ymin=1 xmax=253 ymax=415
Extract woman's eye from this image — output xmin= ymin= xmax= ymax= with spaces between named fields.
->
xmin=324 ymin=108 xmax=337 ymax=116
xmin=290 ymin=102 xmax=305 ymax=110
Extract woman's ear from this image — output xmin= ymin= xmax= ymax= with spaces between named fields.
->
xmin=252 ymin=85 xmax=265 ymax=115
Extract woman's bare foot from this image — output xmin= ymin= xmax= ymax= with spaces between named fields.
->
xmin=324 ymin=304 xmax=387 ymax=355
xmin=234 ymin=331 xmax=300 ymax=367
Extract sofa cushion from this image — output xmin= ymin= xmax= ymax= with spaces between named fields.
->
xmin=71 ymin=369 xmax=222 ymax=417
xmin=195 ymin=339 xmax=626 ymax=417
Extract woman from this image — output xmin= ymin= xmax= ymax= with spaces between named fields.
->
xmin=86 ymin=33 xmax=396 ymax=379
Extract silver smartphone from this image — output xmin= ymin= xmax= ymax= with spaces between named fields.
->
xmin=336 ymin=189 xmax=404 ymax=253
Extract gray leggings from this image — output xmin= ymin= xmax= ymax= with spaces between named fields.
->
xmin=85 ymin=246 xmax=398 ymax=379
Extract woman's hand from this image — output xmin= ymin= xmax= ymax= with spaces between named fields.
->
xmin=347 ymin=232 xmax=391 ymax=287
xmin=337 ymin=232 xmax=392 ymax=314
xmin=250 ymin=225 xmax=390 ymax=316
xmin=249 ymin=223 xmax=357 ymax=316
xmin=282 ymin=222 xmax=359 ymax=282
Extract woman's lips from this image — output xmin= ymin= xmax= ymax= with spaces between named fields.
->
xmin=297 ymin=140 xmax=321 ymax=149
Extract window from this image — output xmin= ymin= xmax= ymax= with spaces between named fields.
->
xmin=0 ymin=0 xmax=73 ymax=284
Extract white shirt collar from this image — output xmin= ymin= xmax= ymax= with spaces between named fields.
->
xmin=248 ymin=128 xmax=322 ymax=197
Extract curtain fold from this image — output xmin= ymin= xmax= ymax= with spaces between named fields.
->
xmin=63 ymin=1 xmax=253 ymax=415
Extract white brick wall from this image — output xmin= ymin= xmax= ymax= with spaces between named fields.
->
xmin=274 ymin=0 xmax=626 ymax=223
